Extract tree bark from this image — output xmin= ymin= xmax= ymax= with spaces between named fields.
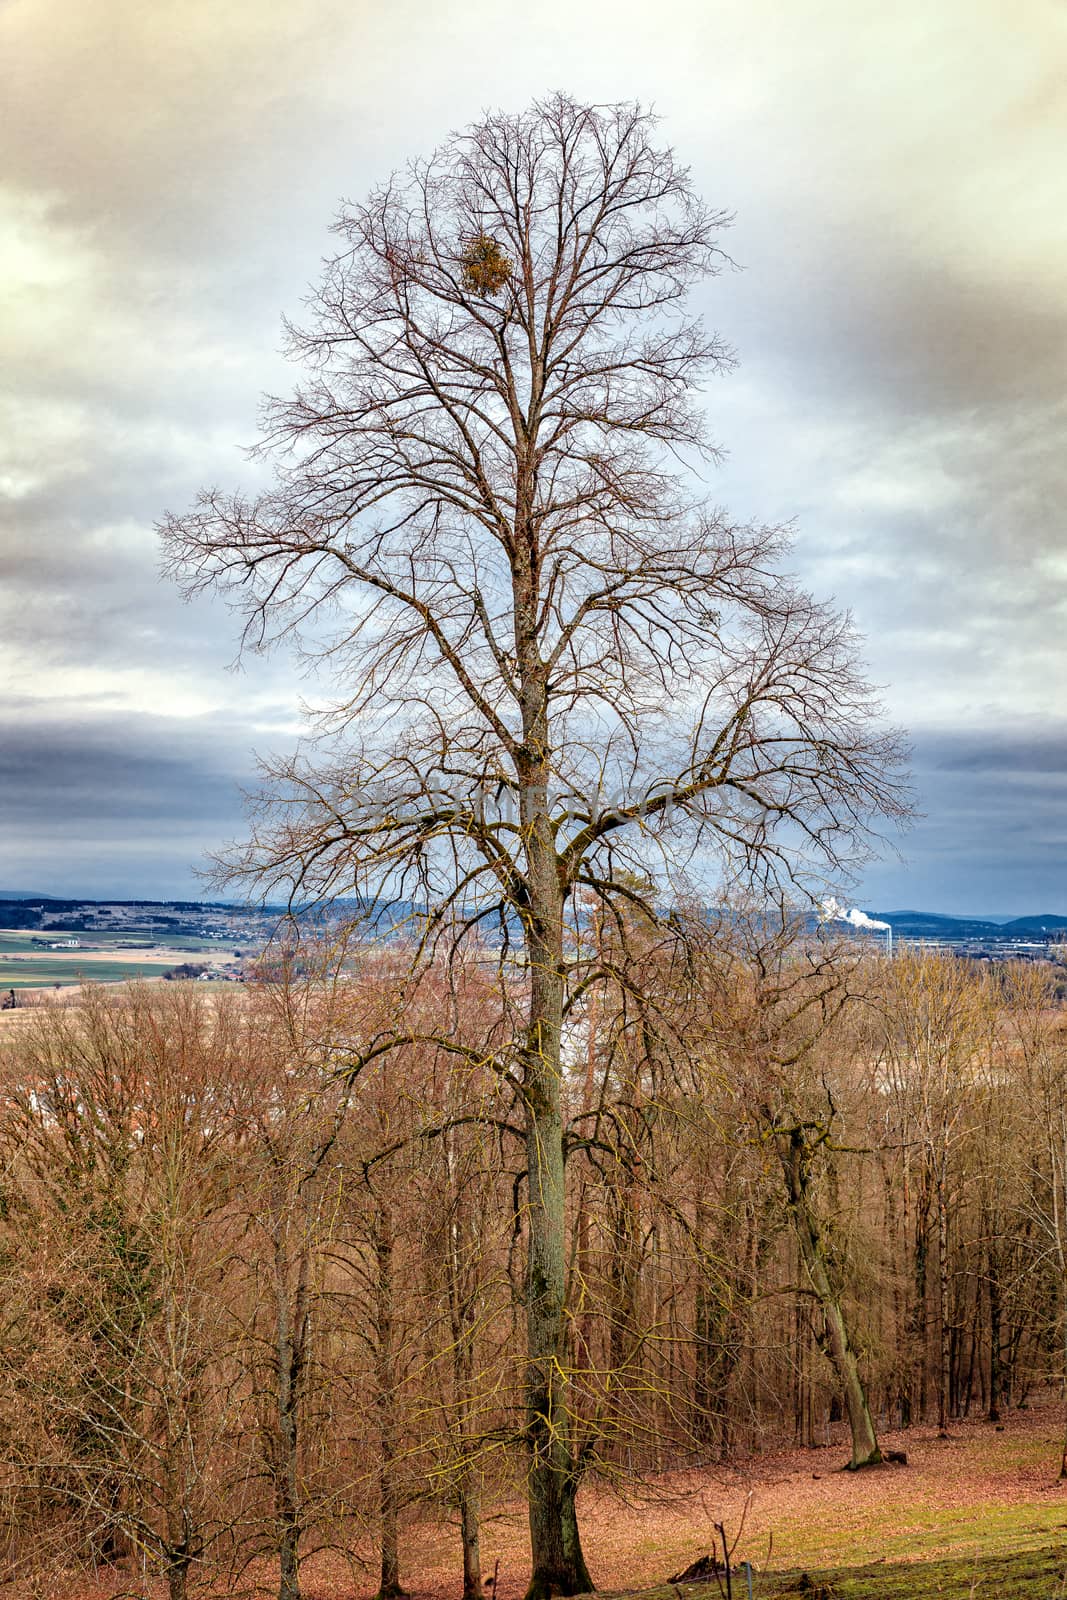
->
xmin=607 ymin=1175 xmax=641 ymax=1393
xmin=166 ymin=1561 xmax=190 ymax=1600
xmin=523 ymin=935 xmax=592 ymax=1597
xmin=911 ymin=1179 xmax=930 ymax=1423
xmin=374 ymin=1202 xmax=405 ymax=1600
xmin=987 ymin=1239 xmax=1002 ymax=1424
xmin=273 ymin=1220 xmax=306 ymax=1600
xmin=163 ymin=1502 xmax=192 ymax=1600
xmin=517 ymin=542 xmax=593 ymax=1597
xmin=936 ymin=1156 xmax=951 ymax=1438
xmin=446 ymin=1165 xmax=484 ymax=1600
xmin=780 ymin=1129 xmax=881 ymax=1469
xmin=460 ymin=1482 xmax=483 ymax=1600
xmin=521 ymin=772 xmax=592 ymax=1596
xmin=693 ymin=1233 xmax=745 ymax=1460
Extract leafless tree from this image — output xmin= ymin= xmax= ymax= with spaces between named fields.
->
xmin=230 ymin=961 xmax=360 ymax=1600
xmin=161 ymin=94 xmax=908 ymax=1596
xmin=875 ymin=951 xmax=989 ymax=1437
xmin=0 ymin=987 xmax=250 ymax=1600
xmin=692 ymin=908 xmax=886 ymax=1468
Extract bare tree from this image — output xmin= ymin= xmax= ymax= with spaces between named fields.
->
xmin=694 ymin=909 xmax=886 ymax=1468
xmin=418 ymin=1022 xmax=512 ymax=1600
xmin=0 ymin=986 xmax=249 ymax=1600
xmin=1008 ymin=963 xmax=1067 ymax=1471
xmin=231 ymin=964 xmax=359 ymax=1600
xmin=876 ymin=951 xmax=987 ymax=1435
xmin=161 ymin=94 xmax=907 ymax=1596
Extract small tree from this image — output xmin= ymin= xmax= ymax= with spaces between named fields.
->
xmin=0 ymin=987 xmax=248 ymax=1599
xmin=162 ymin=95 xmax=907 ymax=1594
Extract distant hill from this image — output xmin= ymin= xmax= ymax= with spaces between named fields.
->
xmin=999 ymin=914 xmax=1067 ymax=936
xmin=874 ymin=910 xmax=1066 ymax=941
xmin=0 ymin=894 xmax=1063 ymax=945
xmin=874 ymin=910 xmax=1003 ymax=938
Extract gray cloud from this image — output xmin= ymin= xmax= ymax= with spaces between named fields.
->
xmin=860 ymin=724 xmax=1067 ymax=914
xmin=0 ymin=709 xmax=263 ymax=898
xmin=0 ymin=712 xmax=253 ymax=825
xmin=1 ymin=0 xmax=1064 ymax=909
xmin=933 ymin=727 xmax=1067 ymax=778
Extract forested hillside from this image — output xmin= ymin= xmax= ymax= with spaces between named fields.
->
xmin=0 ymin=937 xmax=1063 ymax=1598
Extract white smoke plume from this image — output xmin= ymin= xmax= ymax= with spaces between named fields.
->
xmin=819 ymin=897 xmax=892 ymax=933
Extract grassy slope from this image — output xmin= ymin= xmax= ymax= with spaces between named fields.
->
xmin=632 ymin=1542 xmax=1067 ymax=1595
xmin=614 ymin=1466 xmax=1067 ymax=1597
xmin=27 ymin=1414 xmax=1067 ymax=1597
xmin=564 ymin=1414 xmax=1067 ymax=1600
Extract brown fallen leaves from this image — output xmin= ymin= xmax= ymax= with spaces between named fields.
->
xmin=45 ymin=1401 xmax=1067 ymax=1600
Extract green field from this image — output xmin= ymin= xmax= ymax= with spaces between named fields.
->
xmin=0 ymin=930 xmax=225 ymax=953
xmin=0 ymin=926 xmax=239 ymax=991
xmin=634 ymin=1545 xmax=1067 ymax=1597
xmin=0 ymin=958 xmax=177 ymax=990
xmin=624 ymin=1489 xmax=1067 ymax=1598
xmin=0 ymin=932 xmax=59 ymax=953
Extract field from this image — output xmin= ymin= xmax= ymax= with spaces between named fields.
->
xmin=41 ymin=1402 xmax=1067 ymax=1599
xmin=0 ymin=928 xmax=235 ymax=991
xmin=0 ymin=956 xmax=178 ymax=989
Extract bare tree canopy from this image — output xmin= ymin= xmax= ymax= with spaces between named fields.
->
xmin=161 ymin=93 xmax=907 ymax=928
xmin=160 ymin=94 xmax=909 ymax=1599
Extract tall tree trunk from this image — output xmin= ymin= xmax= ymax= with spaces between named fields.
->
xmin=374 ymin=1202 xmax=404 ymax=1600
xmin=515 ymin=601 xmax=593 ymax=1600
xmin=560 ymin=1472 xmax=590 ymax=1591
xmin=693 ymin=1246 xmax=744 ymax=1458
xmin=166 ymin=1560 xmax=190 ymax=1600
xmin=445 ymin=1163 xmax=483 ymax=1600
xmin=936 ymin=1156 xmax=951 ymax=1438
xmin=987 ymin=1239 xmax=1002 ymax=1423
xmin=780 ymin=1129 xmax=881 ymax=1469
xmin=279 ymin=1533 xmax=300 ymax=1600
xmin=911 ymin=1182 xmax=930 ymax=1423
xmin=523 ymin=940 xmax=592 ymax=1598
xmin=793 ymin=1235 xmax=811 ymax=1448
xmin=163 ymin=1502 xmax=191 ymax=1600
xmin=607 ymin=1173 xmax=641 ymax=1390
xmin=273 ymin=1221 xmax=306 ymax=1600
xmin=693 ymin=1279 xmax=717 ymax=1448
xmin=522 ymin=804 xmax=592 ymax=1599
xmin=882 ymin=1163 xmax=909 ymax=1428
xmin=459 ymin=1482 xmax=483 ymax=1600
xmin=962 ymin=1291 xmax=979 ymax=1417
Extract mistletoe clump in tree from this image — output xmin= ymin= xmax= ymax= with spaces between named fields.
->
xmin=162 ymin=94 xmax=907 ymax=1598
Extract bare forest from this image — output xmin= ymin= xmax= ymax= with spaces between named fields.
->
xmin=1 ymin=944 xmax=1065 ymax=1600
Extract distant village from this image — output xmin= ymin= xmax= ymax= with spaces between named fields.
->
xmin=2 ymin=896 xmax=279 ymax=948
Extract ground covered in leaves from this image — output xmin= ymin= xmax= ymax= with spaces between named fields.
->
xmin=34 ymin=1401 xmax=1067 ymax=1598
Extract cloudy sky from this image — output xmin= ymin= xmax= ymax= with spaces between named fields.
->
xmin=1 ymin=0 xmax=1064 ymax=912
